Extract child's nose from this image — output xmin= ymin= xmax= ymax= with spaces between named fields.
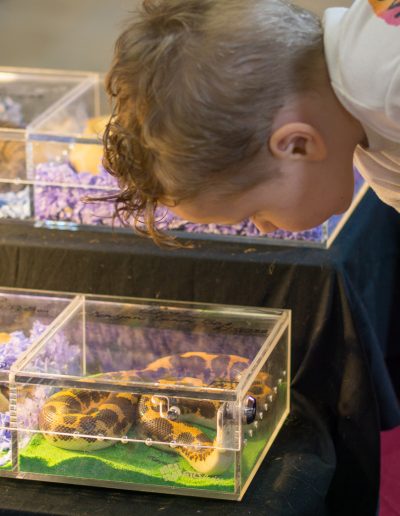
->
xmin=250 ymin=217 xmax=278 ymax=235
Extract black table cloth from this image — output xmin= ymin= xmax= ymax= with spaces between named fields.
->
xmin=0 ymin=189 xmax=399 ymax=516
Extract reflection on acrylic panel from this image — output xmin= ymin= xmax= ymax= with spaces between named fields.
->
xmin=0 ymin=68 xmax=94 ymax=222
xmin=11 ymin=297 xmax=290 ymax=499
xmin=0 ymin=290 xmax=72 ymax=470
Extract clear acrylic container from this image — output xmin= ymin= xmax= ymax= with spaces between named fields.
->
xmin=23 ymin=73 xmax=367 ymax=247
xmin=0 ymin=67 xmax=96 ymax=223
xmin=2 ymin=70 xmax=365 ymax=247
xmin=10 ymin=296 xmax=290 ymax=500
xmin=27 ymin=77 xmax=115 ymax=228
xmin=0 ymin=287 xmax=75 ymax=473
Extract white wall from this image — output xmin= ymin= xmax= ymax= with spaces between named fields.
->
xmin=0 ymin=0 xmax=352 ymax=72
xmin=295 ymin=0 xmax=352 ymax=15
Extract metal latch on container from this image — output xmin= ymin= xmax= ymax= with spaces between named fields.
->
xmin=242 ymin=395 xmax=257 ymax=424
xmin=151 ymin=395 xmax=181 ymax=420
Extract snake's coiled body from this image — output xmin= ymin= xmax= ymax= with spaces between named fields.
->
xmin=39 ymin=352 xmax=271 ymax=474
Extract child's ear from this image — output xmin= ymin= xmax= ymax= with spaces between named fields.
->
xmin=269 ymin=122 xmax=327 ymax=161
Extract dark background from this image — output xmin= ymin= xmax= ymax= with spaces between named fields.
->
xmin=0 ymin=189 xmax=399 ymax=515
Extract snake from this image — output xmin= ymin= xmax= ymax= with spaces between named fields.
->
xmin=39 ymin=352 xmax=272 ymax=475
xmin=0 ymin=120 xmax=26 ymax=183
xmin=0 ymin=116 xmax=105 ymax=179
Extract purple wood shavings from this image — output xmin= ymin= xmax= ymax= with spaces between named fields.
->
xmin=33 ymin=159 xmax=364 ymax=245
xmin=0 ymin=96 xmax=24 ymax=126
xmin=0 ymin=411 xmax=11 ymax=464
xmin=0 ymin=320 xmax=55 ymax=370
xmin=0 ymin=187 xmax=31 ymax=220
xmin=85 ymin=320 xmax=263 ymax=374
xmin=34 ymin=162 xmax=122 ymax=227
xmin=267 ymin=227 xmax=324 ymax=242
xmin=0 ymin=330 xmax=33 ymax=371
xmin=153 ymin=167 xmax=365 ymax=243
xmin=86 ymin=324 xmax=205 ymax=373
xmin=20 ymin=318 xmax=81 ymax=376
xmin=153 ymin=206 xmax=325 ymax=242
xmin=29 ymin=326 xmax=80 ymax=376
xmin=0 ymin=411 xmax=11 ymax=446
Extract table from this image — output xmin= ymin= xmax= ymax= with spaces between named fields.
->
xmin=0 ymin=189 xmax=399 ymax=515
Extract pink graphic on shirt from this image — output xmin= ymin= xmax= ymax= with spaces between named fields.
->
xmin=369 ymin=0 xmax=400 ymax=25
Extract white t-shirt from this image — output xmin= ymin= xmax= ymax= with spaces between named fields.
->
xmin=323 ymin=1 xmax=400 ymax=211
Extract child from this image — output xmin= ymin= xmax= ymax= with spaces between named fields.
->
xmin=102 ymin=0 xmax=400 ymax=244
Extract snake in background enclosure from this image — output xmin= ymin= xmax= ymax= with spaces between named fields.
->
xmin=0 ymin=121 xmax=26 ymax=183
xmin=0 ymin=116 xmax=106 ymax=179
xmin=39 ymin=352 xmax=273 ymax=475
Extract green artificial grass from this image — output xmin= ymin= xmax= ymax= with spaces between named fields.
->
xmin=241 ymin=381 xmax=288 ymax=481
xmin=0 ymin=450 xmax=11 ymax=470
xmin=19 ymin=432 xmax=235 ymax=492
xmin=241 ymin=431 xmax=268 ymax=480
xmin=19 ymin=383 xmax=287 ymax=493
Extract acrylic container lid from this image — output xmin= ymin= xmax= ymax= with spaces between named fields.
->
xmin=11 ymin=295 xmax=290 ymax=452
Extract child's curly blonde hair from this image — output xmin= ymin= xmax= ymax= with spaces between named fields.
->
xmin=103 ymin=0 xmax=324 ymax=245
